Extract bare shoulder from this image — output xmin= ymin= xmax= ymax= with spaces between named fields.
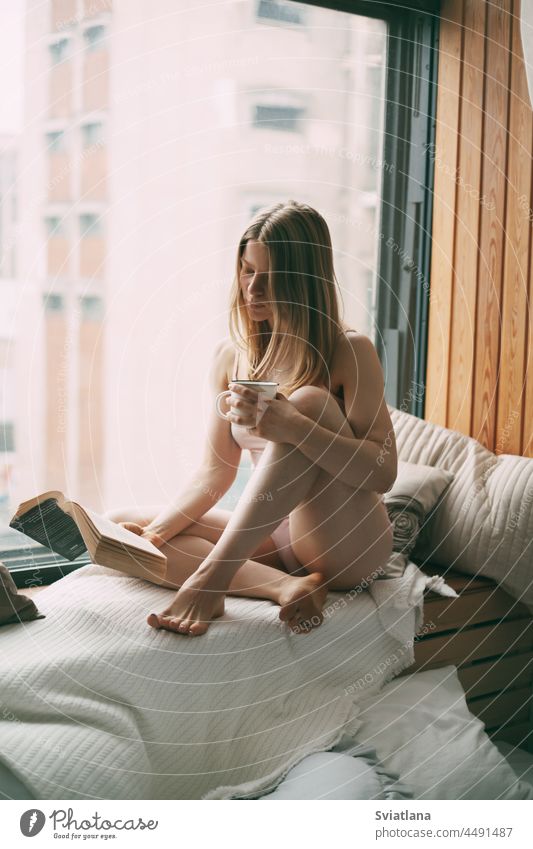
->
xmin=332 ymin=330 xmax=381 ymax=380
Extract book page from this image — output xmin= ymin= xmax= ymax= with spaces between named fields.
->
xmin=75 ymin=505 xmax=165 ymax=560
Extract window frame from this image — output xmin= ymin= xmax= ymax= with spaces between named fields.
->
xmin=294 ymin=0 xmax=440 ymax=416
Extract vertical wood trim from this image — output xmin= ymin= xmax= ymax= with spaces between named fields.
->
xmin=425 ymin=0 xmax=464 ymax=425
xmin=520 ymin=2 xmax=533 ymax=457
xmin=447 ymin=0 xmax=486 ymax=434
xmin=496 ymin=0 xmax=532 ymax=454
xmin=471 ymin=0 xmax=513 ymax=449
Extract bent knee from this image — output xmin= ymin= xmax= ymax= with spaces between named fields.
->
xmin=288 ymin=385 xmax=349 ymax=432
xmin=288 ymin=385 xmax=331 ymax=418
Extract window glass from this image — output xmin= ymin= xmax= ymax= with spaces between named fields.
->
xmin=49 ymin=38 xmax=70 ymax=64
xmin=79 ymin=213 xmax=102 ymax=237
xmin=83 ymin=24 xmax=106 ymax=51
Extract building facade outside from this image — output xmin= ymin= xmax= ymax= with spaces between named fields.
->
xmin=10 ymin=0 xmax=386 ymax=523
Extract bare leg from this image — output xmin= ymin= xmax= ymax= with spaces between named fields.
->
xmin=147 ymin=438 xmax=330 ymax=635
xmin=104 ymin=507 xmax=327 ymax=631
xmin=146 ymin=533 xmax=327 ymax=631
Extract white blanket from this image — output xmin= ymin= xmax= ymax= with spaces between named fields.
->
xmin=0 ymin=563 xmax=455 ymax=800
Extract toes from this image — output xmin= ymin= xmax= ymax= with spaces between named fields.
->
xmin=147 ymin=612 xmax=160 ymax=629
xmin=279 ymin=601 xmax=298 ymax=622
xmin=189 ymin=621 xmax=209 ymax=636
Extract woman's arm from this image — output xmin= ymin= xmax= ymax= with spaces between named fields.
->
xmin=142 ymin=339 xmax=242 ymax=543
xmin=286 ymin=334 xmax=397 ymax=493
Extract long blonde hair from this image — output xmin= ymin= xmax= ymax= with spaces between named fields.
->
xmin=229 ymin=200 xmax=346 ymax=395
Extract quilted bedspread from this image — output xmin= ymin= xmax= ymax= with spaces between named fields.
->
xmin=0 ymin=562 xmax=454 ymax=799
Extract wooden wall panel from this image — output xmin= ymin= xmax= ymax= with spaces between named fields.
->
xmin=496 ymin=12 xmax=532 ymax=454
xmin=424 ymin=0 xmax=463 ymax=424
xmin=472 ymin=0 xmax=513 ymax=449
xmin=426 ymin=0 xmax=533 ymax=459
xmin=447 ymin=0 xmax=486 ymax=434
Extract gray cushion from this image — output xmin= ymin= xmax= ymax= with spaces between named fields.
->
xmin=380 ymin=462 xmax=454 ymax=578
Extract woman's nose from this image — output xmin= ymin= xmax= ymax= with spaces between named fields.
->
xmin=248 ymin=274 xmax=265 ymax=294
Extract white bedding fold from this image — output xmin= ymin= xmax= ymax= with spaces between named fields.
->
xmin=0 ymin=562 xmax=454 ymax=800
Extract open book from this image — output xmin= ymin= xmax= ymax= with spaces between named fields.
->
xmin=9 ymin=491 xmax=167 ymax=580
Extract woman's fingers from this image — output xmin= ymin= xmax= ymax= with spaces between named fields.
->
xmin=228 ymin=383 xmax=259 ymax=402
xmin=229 ymin=389 xmax=258 ymax=426
xmin=119 ymin=521 xmax=144 ymax=535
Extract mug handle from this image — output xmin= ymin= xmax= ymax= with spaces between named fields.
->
xmin=215 ymin=390 xmax=232 ymax=420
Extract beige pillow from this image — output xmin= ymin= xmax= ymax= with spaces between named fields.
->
xmin=0 ymin=563 xmax=45 ymax=626
xmin=390 ymin=406 xmax=533 ymax=611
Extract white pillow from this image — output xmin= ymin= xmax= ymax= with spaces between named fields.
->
xmin=390 ymin=406 xmax=533 ymax=611
xmin=354 ymin=665 xmax=533 ymax=800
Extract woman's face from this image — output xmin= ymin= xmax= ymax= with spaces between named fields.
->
xmin=239 ymin=239 xmax=273 ymax=327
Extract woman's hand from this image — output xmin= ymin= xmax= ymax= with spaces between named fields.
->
xmin=227 ymin=383 xmax=303 ymax=443
xmin=119 ymin=522 xmax=167 ymax=549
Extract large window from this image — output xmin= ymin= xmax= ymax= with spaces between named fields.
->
xmin=1 ymin=0 xmax=438 ymax=582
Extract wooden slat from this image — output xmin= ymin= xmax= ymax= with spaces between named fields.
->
xmin=447 ymin=0 xmax=485 ymax=435
xmin=515 ymin=0 xmax=533 ymax=457
xmin=421 ymin=586 xmax=530 ymax=633
xmin=424 ymin=0 xmax=463 ymax=424
xmin=471 ymin=0 xmax=513 ymax=449
xmin=467 ymin=686 xmax=532 ymax=727
xmin=491 ymin=721 xmax=533 ymax=751
xmin=495 ymin=4 xmax=532 ymax=454
xmin=412 ymin=618 xmax=533 ymax=669
xmin=422 ymin=566 xmax=496 ymax=593
xmin=457 ymin=652 xmax=533 ymax=698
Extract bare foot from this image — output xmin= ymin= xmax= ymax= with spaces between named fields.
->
xmin=278 ymin=572 xmax=328 ymax=633
xmin=146 ymin=575 xmax=225 ymax=636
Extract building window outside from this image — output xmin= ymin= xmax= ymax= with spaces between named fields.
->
xmin=44 ymin=215 xmax=65 ymax=237
xmin=83 ymin=24 xmax=107 ymax=51
xmin=49 ymin=38 xmax=70 ymax=64
xmin=79 ymin=212 xmax=102 ymax=237
xmin=43 ymin=292 xmax=64 ymax=312
xmin=253 ymin=103 xmax=304 ymax=132
xmin=256 ymin=0 xmax=305 ymax=26
xmin=45 ymin=130 xmax=66 ymax=153
xmin=0 ymin=422 xmax=14 ymax=454
xmin=79 ymin=294 xmax=104 ymax=320
xmin=81 ymin=122 xmax=104 ymax=148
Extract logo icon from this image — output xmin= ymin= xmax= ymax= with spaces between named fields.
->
xmin=20 ymin=809 xmax=46 ymax=837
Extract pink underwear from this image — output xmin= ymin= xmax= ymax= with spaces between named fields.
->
xmin=270 ymin=516 xmax=306 ymax=575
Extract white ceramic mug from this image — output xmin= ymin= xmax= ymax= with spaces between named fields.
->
xmin=215 ymin=380 xmax=278 ymax=426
